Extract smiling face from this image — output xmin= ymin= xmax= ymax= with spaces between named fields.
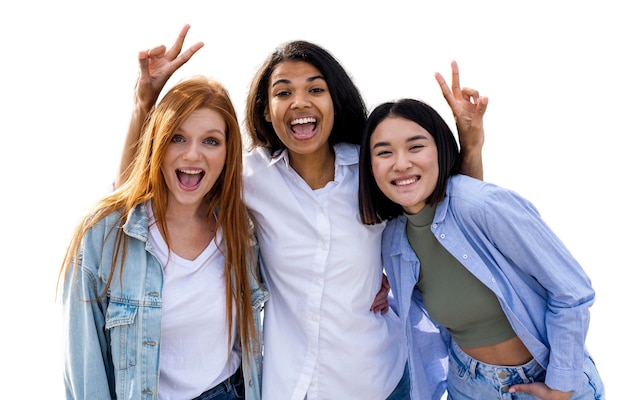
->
xmin=264 ymin=61 xmax=335 ymax=158
xmin=161 ymin=107 xmax=227 ymax=210
xmin=370 ymin=116 xmax=439 ymax=214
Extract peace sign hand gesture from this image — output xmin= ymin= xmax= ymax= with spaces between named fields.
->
xmin=435 ymin=61 xmax=489 ymax=179
xmin=134 ymin=24 xmax=204 ymax=113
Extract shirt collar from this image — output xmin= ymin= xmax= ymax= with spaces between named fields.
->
xmin=266 ymin=143 xmax=360 ymax=168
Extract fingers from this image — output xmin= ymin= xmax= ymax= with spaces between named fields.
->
xmin=460 ymin=87 xmax=488 ymax=116
xmin=138 ymin=45 xmax=165 ymax=80
xmin=510 ymin=383 xmax=572 ymax=400
xmin=435 ymin=71 xmax=455 ymax=110
xmin=461 ymin=87 xmax=480 ymax=104
xmin=137 ymin=50 xmax=151 ymax=81
xmin=382 ymin=273 xmax=390 ymax=289
xmin=147 ymin=45 xmax=166 ymax=59
xmin=165 ymin=25 xmax=204 ymax=70
xmin=370 ymin=299 xmax=390 ymax=314
xmin=476 ymin=95 xmax=489 ymax=115
xmin=461 ymin=87 xmax=487 ymax=112
xmin=435 ymin=60 xmax=463 ymax=109
xmin=167 ymin=24 xmax=192 ymax=59
xmin=370 ymin=276 xmax=391 ymax=314
xmin=171 ymin=41 xmax=204 ymax=70
xmin=450 ymin=60 xmax=461 ymax=96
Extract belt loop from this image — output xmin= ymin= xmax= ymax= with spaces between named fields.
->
xmin=516 ymin=366 xmax=531 ymax=383
xmin=468 ymin=359 xmax=478 ymax=379
xmin=223 ymin=376 xmax=233 ymax=392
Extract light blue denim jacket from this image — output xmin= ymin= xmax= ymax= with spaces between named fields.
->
xmin=62 ymin=202 xmax=269 ymax=400
xmin=383 ymin=174 xmax=596 ymax=397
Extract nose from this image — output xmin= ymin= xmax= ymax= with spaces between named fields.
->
xmin=182 ymin=142 xmax=201 ymax=161
xmin=393 ymin=152 xmax=411 ymax=172
xmin=290 ymin=89 xmax=311 ymax=109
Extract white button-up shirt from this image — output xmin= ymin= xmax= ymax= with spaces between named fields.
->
xmin=243 ymin=143 xmax=406 ymax=400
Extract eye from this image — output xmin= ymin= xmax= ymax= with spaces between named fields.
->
xmin=204 ymin=138 xmax=220 ymax=146
xmin=171 ymin=134 xmax=185 ymax=143
xmin=409 ymin=144 xmax=425 ymax=151
xmin=274 ymin=89 xmax=291 ymax=98
xmin=310 ymin=87 xmax=325 ymax=94
xmin=374 ymin=149 xmax=392 ymax=157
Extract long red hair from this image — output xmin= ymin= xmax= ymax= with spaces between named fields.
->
xmin=59 ymin=76 xmax=258 ymax=358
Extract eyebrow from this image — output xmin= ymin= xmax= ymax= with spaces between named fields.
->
xmin=271 ymin=75 xmax=325 ymax=88
xmin=371 ymin=134 xmax=427 ymax=149
xmin=175 ymin=127 xmax=226 ymax=137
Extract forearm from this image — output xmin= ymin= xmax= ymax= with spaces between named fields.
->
xmin=459 ymin=143 xmax=483 ymax=180
xmin=115 ymin=105 xmax=150 ymax=189
xmin=454 ymin=98 xmax=486 ymax=181
xmin=458 ymin=126 xmax=484 ymax=180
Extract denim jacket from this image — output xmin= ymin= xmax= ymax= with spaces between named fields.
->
xmin=383 ymin=174 xmax=596 ymax=396
xmin=62 ymin=202 xmax=269 ymax=400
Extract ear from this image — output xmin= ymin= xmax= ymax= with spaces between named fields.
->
xmin=264 ymin=106 xmax=272 ymax=123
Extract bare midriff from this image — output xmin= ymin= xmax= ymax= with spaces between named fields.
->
xmin=460 ymin=336 xmax=533 ymax=366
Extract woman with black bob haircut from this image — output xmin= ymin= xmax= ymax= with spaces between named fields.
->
xmin=359 ymin=98 xmax=461 ymax=225
xmin=358 ymin=97 xmax=605 ymax=399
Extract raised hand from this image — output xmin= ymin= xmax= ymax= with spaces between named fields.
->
xmin=435 ymin=61 xmax=488 ymax=179
xmin=134 ymin=24 xmax=204 ymax=113
xmin=117 ymin=25 xmax=204 ymax=189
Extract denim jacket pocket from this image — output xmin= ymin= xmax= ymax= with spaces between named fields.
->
xmin=105 ymin=301 xmax=138 ymax=370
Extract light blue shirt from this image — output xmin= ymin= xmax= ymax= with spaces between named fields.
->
xmin=62 ymin=202 xmax=268 ymax=400
xmin=383 ymin=174 xmax=596 ymax=395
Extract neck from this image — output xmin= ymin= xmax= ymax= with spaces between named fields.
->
xmin=288 ymin=145 xmax=335 ymax=190
xmin=164 ymin=200 xmax=211 ymax=224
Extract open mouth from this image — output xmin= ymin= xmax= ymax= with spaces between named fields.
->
xmin=176 ymin=168 xmax=205 ymax=188
xmin=290 ymin=117 xmax=317 ymax=138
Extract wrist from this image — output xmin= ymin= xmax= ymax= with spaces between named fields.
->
xmin=133 ymin=103 xmax=152 ymax=118
xmin=458 ymin=125 xmax=485 ymax=153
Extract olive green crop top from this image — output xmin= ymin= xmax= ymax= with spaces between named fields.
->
xmin=405 ymin=205 xmax=516 ymax=348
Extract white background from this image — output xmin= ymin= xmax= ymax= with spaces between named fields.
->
xmin=1 ymin=1 xmax=623 ymax=398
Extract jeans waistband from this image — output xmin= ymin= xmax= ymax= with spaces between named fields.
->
xmin=449 ymin=340 xmax=543 ymax=382
xmin=191 ymin=367 xmax=243 ymax=400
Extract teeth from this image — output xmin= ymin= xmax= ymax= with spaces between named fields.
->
xmin=290 ymin=117 xmax=316 ymax=125
xmin=178 ymin=169 xmax=202 ymax=175
xmin=395 ymin=177 xmax=417 ymax=186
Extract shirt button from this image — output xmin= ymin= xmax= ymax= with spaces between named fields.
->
xmin=439 ymin=233 xmax=445 ymax=239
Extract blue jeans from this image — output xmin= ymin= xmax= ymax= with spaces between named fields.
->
xmin=191 ymin=368 xmax=244 ymax=400
xmin=446 ymin=340 xmax=605 ymax=399
xmin=386 ymin=362 xmax=410 ymax=400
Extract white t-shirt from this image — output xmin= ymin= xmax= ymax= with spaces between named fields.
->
xmin=148 ymin=204 xmax=240 ymax=400
xmin=243 ymin=144 xmax=406 ymax=400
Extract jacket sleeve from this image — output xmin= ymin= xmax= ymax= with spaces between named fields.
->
xmin=478 ymin=184 xmax=594 ymax=392
xmin=62 ymin=229 xmax=115 ymax=400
